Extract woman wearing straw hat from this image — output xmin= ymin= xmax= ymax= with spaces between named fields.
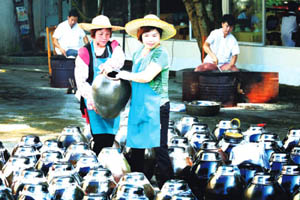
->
xmin=74 ymin=15 xmax=125 ymax=155
xmin=117 ymin=14 xmax=176 ymax=188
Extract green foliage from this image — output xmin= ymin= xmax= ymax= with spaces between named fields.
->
xmin=266 ymin=0 xmax=284 ymax=7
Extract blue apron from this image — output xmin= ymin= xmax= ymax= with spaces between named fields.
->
xmin=126 ymin=48 xmax=161 ymax=148
xmin=85 ymin=41 xmax=120 ymax=135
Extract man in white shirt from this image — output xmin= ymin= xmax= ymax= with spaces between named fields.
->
xmin=53 ymin=9 xmax=89 ymax=57
xmin=195 ymin=14 xmax=240 ymax=72
xmin=281 ymin=1 xmax=299 ymax=47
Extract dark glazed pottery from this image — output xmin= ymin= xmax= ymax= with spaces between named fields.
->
xmin=92 ymin=71 xmax=131 ymax=119
xmin=204 ymin=165 xmax=245 ymax=200
xmin=243 ymin=172 xmax=287 ymax=200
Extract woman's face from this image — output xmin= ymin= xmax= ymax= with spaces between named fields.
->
xmin=142 ymin=29 xmax=161 ymax=49
xmin=94 ymin=28 xmax=111 ymax=48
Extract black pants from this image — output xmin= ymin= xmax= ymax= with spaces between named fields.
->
xmin=131 ymin=102 xmax=173 ymax=188
xmin=92 ymin=133 xmax=115 ymax=155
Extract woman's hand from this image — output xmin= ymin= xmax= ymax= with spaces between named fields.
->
xmin=99 ymin=63 xmax=113 ymax=74
xmin=86 ymin=98 xmax=98 ymax=113
xmin=116 ymin=70 xmax=132 ymax=81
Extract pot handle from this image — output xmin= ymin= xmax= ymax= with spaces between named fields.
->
xmin=104 ymin=70 xmax=120 ymax=81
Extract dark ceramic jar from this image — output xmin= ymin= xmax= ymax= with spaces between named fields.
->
xmin=189 ymin=151 xmax=221 ymax=200
xmin=75 ymin=154 xmax=100 ymax=178
xmin=283 ymin=128 xmax=300 ymax=152
xmin=268 ymin=152 xmax=289 ymax=177
xmin=0 ymin=141 xmax=10 ymax=170
xmin=57 ymin=126 xmax=89 ymax=151
xmin=184 ymin=123 xmax=211 ymax=140
xmin=277 ymin=164 xmax=300 ymax=199
xmin=35 ymin=150 xmax=64 ymax=176
xmin=204 ymin=165 xmax=245 ymax=200
xmin=156 ymin=179 xmax=192 ymax=200
xmin=175 ymin=117 xmax=199 ymax=137
xmin=19 ymin=135 xmax=43 ymax=150
xmin=2 ymin=156 xmax=35 ymax=187
xmin=116 ymin=172 xmax=155 ymax=200
xmin=290 ymin=146 xmax=300 ymax=165
xmin=168 ymin=146 xmax=192 ymax=179
xmin=92 ymin=71 xmax=131 ymax=119
xmin=17 ymin=182 xmax=51 ymax=200
xmin=243 ymin=172 xmax=287 ymax=200
xmin=189 ymin=132 xmax=213 ymax=153
xmin=238 ymin=162 xmax=264 ymax=185
xmin=47 ymin=161 xmax=82 ymax=185
xmin=97 ymin=147 xmax=131 ymax=183
xmin=39 ymin=139 xmax=64 ymax=154
xmin=243 ymin=124 xmax=265 ymax=142
xmin=64 ymin=142 xmax=95 ymax=166
xmin=11 ymin=167 xmax=46 ymax=198
xmin=111 ymin=183 xmax=148 ymax=200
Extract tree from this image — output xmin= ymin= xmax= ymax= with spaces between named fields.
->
xmin=182 ymin=0 xmax=222 ymax=50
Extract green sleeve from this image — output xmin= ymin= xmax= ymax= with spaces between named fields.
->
xmin=151 ymin=47 xmax=169 ymax=69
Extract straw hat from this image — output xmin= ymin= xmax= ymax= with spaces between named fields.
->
xmin=79 ymin=15 xmax=124 ymax=31
xmin=125 ymin=14 xmax=176 ymax=41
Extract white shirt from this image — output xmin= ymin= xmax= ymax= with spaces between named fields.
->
xmin=281 ymin=12 xmax=298 ymax=47
xmin=53 ymin=20 xmax=86 ymax=54
xmin=204 ymin=28 xmax=240 ymax=67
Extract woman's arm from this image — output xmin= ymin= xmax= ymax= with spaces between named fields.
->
xmin=101 ymin=44 xmax=125 ymax=72
xmin=74 ymin=52 xmax=93 ymax=101
xmin=117 ymin=62 xmax=162 ymax=83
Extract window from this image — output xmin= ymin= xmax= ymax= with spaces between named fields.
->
xmin=160 ymin=0 xmax=190 ymax=40
xmin=230 ymin=0 xmax=264 ymax=44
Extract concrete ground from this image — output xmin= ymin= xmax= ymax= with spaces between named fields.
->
xmin=0 ymin=61 xmax=300 ymax=151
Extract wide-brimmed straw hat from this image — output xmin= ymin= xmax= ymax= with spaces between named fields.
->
xmin=125 ymin=14 xmax=176 ymax=41
xmin=79 ymin=15 xmax=124 ymax=31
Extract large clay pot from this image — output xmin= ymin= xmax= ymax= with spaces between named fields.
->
xmin=189 ymin=151 xmax=221 ymax=200
xmin=156 ymin=179 xmax=193 ymax=200
xmin=116 ymin=172 xmax=155 ymax=200
xmin=18 ymin=135 xmax=43 ymax=150
xmin=64 ymin=142 xmax=95 ymax=166
xmin=11 ymin=167 xmax=46 ymax=198
xmin=35 ymin=150 xmax=64 ymax=176
xmin=175 ymin=117 xmax=199 ymax=137
xmin=268 ymin=152 xmax=289 ymax=177
xmin=168 ymin=146 xmax=193 ymax=179
xmin=277 ymin=164 xmax=300 ymax=199
xmin=184 ymin=123 xmax=211 ymax=141
xmin=0 ymin=141 xmax=10 ymax=170
xmin=17 ymin=183 xmax=51 ymax=200
xmin=81 ymin=167 xmax=116 ymax=198
xmin=290 ymin=146 xmax=300 ymax=164
xmin=2 ymin=156 xmax=35 ymax=187
xmin=57 ymin=126 xmax=90 ymax=151
xmin=204 ymin=165 xmax=245 ymax=200
xmin=39 ymin=139 xmax=64 ymax=154
xmin=74 ymin=154 xmax=100 ymax=178
xmin=238 ymin=162 xmax=264 ymax=186
xmin=283 ymin=128 xmax=300 ymax=152
xmin=111 ymin=183 xmax=149 ymax=200
xmin=243 ymin=172 xmax=287 ymax=200
xmin=243 ymin=124 xmax=266 ymax=142
xmin=97 ymin=147 xmax=131 ymax=183
xmin=92 ymin=71 xmax=131 ymax=119
xmin=47 ymin=161 xmax=82 ymax=185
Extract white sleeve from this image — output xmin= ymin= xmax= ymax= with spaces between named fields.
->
xmin=205 ymin=30 xmax=217 ymax=45
xmin=74 ymin=56 xmax=93 ymax=101
xmin=53 ymin=23 xmax=63 ymax=39
xmin=104 ymin=45 xmax=125 ymax=70
xmin=231 ymin=39 xmax=240 ymax=56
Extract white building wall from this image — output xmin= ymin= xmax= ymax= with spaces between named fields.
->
xmin=113 ymin=34 xmax=300 ymax=86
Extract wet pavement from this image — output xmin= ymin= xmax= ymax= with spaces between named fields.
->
xmin=0 ymin=62 xmax=300 ymax=151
